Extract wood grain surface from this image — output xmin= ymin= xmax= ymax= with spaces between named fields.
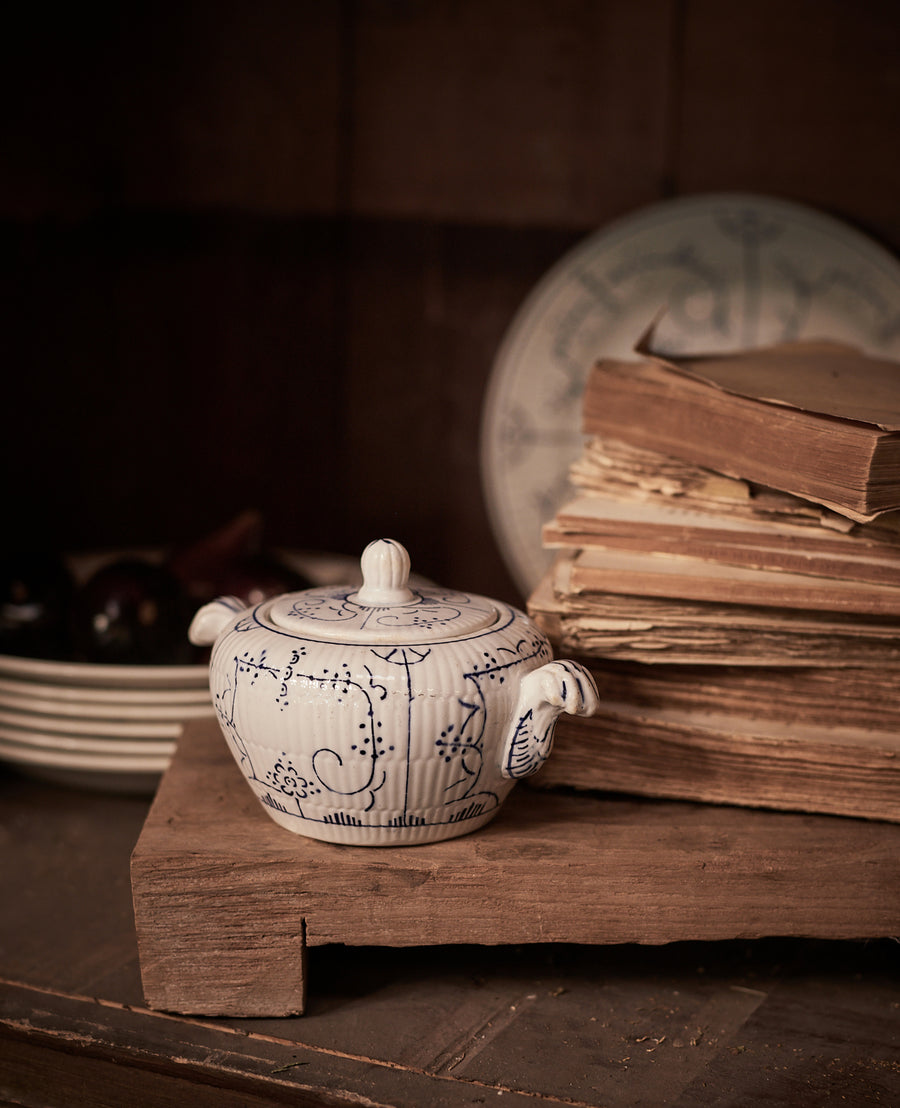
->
xmin=2 ymin=756 xmax=898 ymax=1106
xmin=131 ymin=719 xmax=900 ymax=1017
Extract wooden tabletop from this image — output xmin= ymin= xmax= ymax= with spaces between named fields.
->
xmin=2 ymin=754 xmax=899 ymax=1106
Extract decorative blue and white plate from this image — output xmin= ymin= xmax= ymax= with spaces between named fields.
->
xmin=481 ymin=193 xmax=900 ymax=596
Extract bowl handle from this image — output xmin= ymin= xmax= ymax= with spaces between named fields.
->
xmin=188 ymin=596 xmax=246 ymax=647
xmin=500 ymin=660 xmax=600 ymax=779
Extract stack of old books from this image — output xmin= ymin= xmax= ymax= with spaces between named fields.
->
xmin=527 ymin=335 xmax=900 ymax=821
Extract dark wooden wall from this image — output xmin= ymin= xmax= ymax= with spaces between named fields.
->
xmin=4 ymin=0 xmax=899 ymax=605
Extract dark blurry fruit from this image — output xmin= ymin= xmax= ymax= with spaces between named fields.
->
xmin=2 ymin=516 xmax=312 ymax=666
xmin=70 ymin=558 xmax=194 ymax=665
xmin=167 ymin=509 xmax=264 ymax=601
xmin=167 ymin=510 xmax=311 ymax=605
xmin=0 ymin=552 xmax=75 ymax=659
xmin=213 ymin=551 xmax=311 ymax=606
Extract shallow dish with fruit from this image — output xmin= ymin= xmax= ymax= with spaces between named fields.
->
xmin=0 ymin=513 xmax=352 ymax=793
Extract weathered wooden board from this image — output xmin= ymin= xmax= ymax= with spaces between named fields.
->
xmin=131 ymin=719 xmax=900 ymax=1017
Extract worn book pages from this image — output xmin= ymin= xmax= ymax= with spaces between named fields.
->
xmin=527 ymin=337 xmax=900 ymax=822
xmin=569 ymin=436 xmax=863 ymax=533
xmin=527 ymin=565 xmax=900 ymax=666
xmin=544 ymin=494 xmax=900 ymax=586
xmin=556 ymin=546 xmax=900 ymax=617
xmin=529 ymin=703 xmax=900 ymax=822
xmin=582 ymin=343 xmax=900 ymax=520
xmin=588 ymin=658 xmax=900 ymax=730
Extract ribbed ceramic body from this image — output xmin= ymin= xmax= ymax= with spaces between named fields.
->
xmin=204 ymin=590 xmax=553 ymax=844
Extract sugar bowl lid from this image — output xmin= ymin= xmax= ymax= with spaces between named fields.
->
xmin=267 ymin=538 xmax=500 ymax=643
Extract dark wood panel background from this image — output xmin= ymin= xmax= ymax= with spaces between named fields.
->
xmin=3 ymin=0 xmax=899 ymax=605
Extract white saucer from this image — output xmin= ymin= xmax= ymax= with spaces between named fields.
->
xmin=481 ymin=192 xmax=900 ymax=596
xmin=0 ymin=652 xmax=209 ymax=689
xmin=0 ymin=687 xmax=213 ymax=722
xmin=0 ymin=705 xmax=197 ymax=740
xmin=0 ymin=722 xmax=176 ymax=757
xmin=0 ymin=732 xmax=172 ymax=770
xmin=0 ymin=674 xmax=212 ymax=706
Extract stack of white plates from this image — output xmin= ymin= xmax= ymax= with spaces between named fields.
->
xmin=0 ymin=549 xmax=362 ymax=795
xmin=0 ymin=652 xmax=212 ymax=794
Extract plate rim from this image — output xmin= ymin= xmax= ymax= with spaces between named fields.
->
xmin=0 ymin=731 xmax=173 ymax=768
xmin=0 ymin=652 xmax=209 ymax=689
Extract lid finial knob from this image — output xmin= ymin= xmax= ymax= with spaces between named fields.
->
xmin=355 ymin=539 xmax=416 ymax=607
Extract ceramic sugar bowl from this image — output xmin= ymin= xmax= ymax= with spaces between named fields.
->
xmin=188 ymin=538 xmax=599 ymax=846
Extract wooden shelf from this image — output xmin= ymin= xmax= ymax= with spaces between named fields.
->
xmin=131 ymin=718 xmax=900 ymax=1018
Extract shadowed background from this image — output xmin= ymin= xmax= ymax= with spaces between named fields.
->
xmin=3 ymin=0 xmax=898 ymax=605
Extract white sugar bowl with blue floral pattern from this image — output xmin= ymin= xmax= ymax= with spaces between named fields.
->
xmin=188 ymin=538 xmax=599 ymax=846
